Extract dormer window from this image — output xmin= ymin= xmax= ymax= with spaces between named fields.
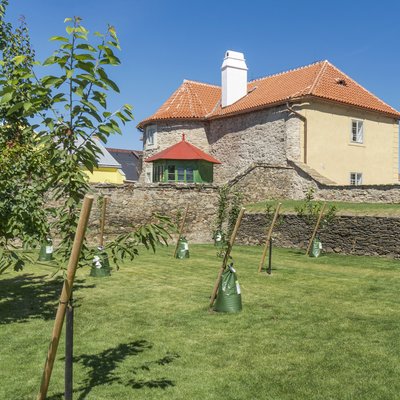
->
xmin=145 ymin=125 xmax=157 ymax=148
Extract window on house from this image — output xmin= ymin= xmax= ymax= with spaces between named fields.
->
xmin=145 ymin=125 xmax=157 ymax=147
xmin=145 ymin=164 xmax=153 ymax=183
xmin=351 ymin=120 xmax=363 ymax=143
xmin=152 ymin=165 xmax=164 ymax=182
xmin=167 ymin=165 xmax=176 ymax=181
xmin=186 ymin=167 xmax=194 ymax=183
xmin=177 ymin=166 xmax=185 ymax=182
xmin=350 ymin=172 xmax=362 ymax=185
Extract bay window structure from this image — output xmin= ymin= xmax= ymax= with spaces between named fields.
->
xmin=145 ymin=134 xmax=221 ymax=184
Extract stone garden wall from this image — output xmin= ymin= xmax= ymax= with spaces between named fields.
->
xmin=87 ymin=181 xmax=400 ymax=258
xmin=237 ymin=213 xmax=400 ymax=258
xmin=88 ymin=183 xmax=219 ymax=244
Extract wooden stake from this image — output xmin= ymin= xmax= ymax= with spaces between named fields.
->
xmin=99 ymin=197 xmax=108 ymax=247
xmin=173 ymin=204 xmax=189 ymax=258
xmin=258 ymin=202 xmax=282 ymax=273
xmin=305 ymin=202 xmax=327 ymax=256
xmin=209 ymin=207 xmax=246 ymax=309
xmin=37 ymin=194 xmax=94 ymax=400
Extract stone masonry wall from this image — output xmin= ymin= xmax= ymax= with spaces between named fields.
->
xmin=87 ymin=182 xmax=400 ymax=259
xmin=88 ymin=183 xmax=219 ymax=244
xmin=208 ymin=106 xmax=290 ymax=183
xmin=238 ymin=213 xmax=400 ymax=258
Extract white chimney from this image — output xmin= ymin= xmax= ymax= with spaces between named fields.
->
xmin=221 ymin=50 xmax=248 ymax=107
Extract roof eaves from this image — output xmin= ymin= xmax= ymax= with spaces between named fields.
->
xmin=308 ymin=94 xmax=400 ymax=119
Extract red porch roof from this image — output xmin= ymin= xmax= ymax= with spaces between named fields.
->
xmin=145 ymin=135 xmax=221 ymax=164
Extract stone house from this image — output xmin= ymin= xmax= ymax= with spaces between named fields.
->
xmin=137 ymin=51 xmax=400 ymax=186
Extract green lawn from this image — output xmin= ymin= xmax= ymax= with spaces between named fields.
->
xmin=245 ymin=199 xmax=400 ymax=216
xmin=1 ymin=245 xmax=400 ymax=399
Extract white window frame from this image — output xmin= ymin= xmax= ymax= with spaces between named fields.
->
xmin=351 ymin=120 xmax=364 ymax=144
xmin=350 ymin=172 xmax=362 ymax=186
xmin=145 ymin=164 xmax=153 ymax=183
xmin=145 ymin=125 xmax=157 ymax=148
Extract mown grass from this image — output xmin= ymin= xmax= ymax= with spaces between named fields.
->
xmin=1 ymin=245 xmax=400 ymax=399
xmin=245 ymin=199 xmax=400 ymax=216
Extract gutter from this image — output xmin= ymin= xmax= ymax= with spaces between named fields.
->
xmin=286 ymin=102 xmax=308 ymax=164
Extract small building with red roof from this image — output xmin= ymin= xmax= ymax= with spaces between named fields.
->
xmin=145 ymin=134 xmax=220 ymax=183
xmin=139 ymin=51 xmax=400 ymax=185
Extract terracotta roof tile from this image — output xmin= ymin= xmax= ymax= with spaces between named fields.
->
xmin=139 ymin=80 xmax=220 ymax=126
xmin=138 ymin=61 xmax=400 ymax=128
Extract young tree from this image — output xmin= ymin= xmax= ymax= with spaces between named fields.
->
xmin=0 ymin=9 xmax=173 ymax=272
xmin=0 ymin=0 xmax=50 ymax=272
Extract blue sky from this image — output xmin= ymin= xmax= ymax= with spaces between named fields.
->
xmin=7 ymin=0 xmax=400 ymax=150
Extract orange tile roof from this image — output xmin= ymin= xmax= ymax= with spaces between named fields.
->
xmin=138 ymin=60 xmax=400 ymax=128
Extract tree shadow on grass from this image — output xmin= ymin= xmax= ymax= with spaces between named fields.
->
xmin=0 ymin=273 xmax=95 ymax=324
xmin=48 ymin=340 xmax=179 ymax=399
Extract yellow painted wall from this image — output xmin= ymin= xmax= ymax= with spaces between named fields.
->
xmin=298 ymin=101 xmax=399 ymax=184
xmin=83 ymin=167 xmax=126 ymax=184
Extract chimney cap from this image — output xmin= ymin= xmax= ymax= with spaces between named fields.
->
xmin=224 ymin=50 xmax=245 ymax=60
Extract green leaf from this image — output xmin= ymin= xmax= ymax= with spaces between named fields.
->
xmin=0 ymin=92 xmax=12 ymax=104
xmin=43 ymin=56 xmax=57 ymax=66
xmin=74 ymin=54 xmax=96 ymax=61
xmin=50 ymin=36 xmax=69 ymax=42
xmin=98 ymin=124 xmax=114 ymax=134
xmin=12 ymin=55 xmax=27 ymax=65
xmin=76 ymin=44 xmax=96 ymax=52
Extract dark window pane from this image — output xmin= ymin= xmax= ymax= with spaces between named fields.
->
xmin=177 ymin=167 xmax=184 ymax=181
xmin=167 ymin=165 xmax=175 ymax=181
xmin=186 ymin=168 xmax=194 ymax=182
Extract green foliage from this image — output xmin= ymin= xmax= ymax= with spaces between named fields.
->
xmin=0 ymin=10 xmax=172 ymax=272
xmin=212 ymin=185 xmax=230 ymax=243
xmin=226 ymin=189 xmax=243 ymax=238
xmin=295 ymin=188 xmax=337 ymax=228
xmin=0 ymin=1 xmax=50 ymax=272
xmin=33 ymin=16 xmax=134 ymax=265
xmin=212 ymin=185 xmax=243 ymax=257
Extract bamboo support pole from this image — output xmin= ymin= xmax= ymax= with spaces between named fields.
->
xmin=99 ymin=197 xmax=108 ymax=247
xmin=305 ymin=202 xmax=326 ymax=256
xmin=209 ymin=207 xmax=246 ymax=309
xmin=258 ymin=203 xmax=281 ymax=273
xmin=173 ymin=204 xmax=189 ymax=258
xmin=37 ymin=194 xmax=94 ymax=400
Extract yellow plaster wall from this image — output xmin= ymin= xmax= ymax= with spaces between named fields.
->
xmin=299 ymin=101 xmax=399 ymax=184
xmin=83 ymin=167 xmax=126 ymax=184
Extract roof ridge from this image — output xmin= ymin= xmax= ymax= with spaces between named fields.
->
xmin=183 ymin=79 xmax=220 ymax=88
xmin=323 ymin=63 xmax=400 ymax=114
xmin=249 ymin=60 xmax=327 ymax=84
xmin=308 ymin=60 xmax=329 ymax=94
